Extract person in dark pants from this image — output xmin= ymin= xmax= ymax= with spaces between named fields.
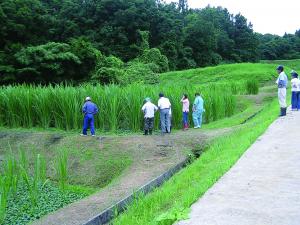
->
xmin=141 ymin=97 xmax=158 ymax=135
xmin=290 ymin=71 xmax=300 ymax=111
xmin=81 ymin=97 xmax=99 ymax=136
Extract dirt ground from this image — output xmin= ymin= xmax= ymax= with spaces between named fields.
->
xmin=29 ymin=127 xmax=231 ymax=225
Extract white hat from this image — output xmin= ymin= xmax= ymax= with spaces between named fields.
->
xmin=85 ymin=96 xmax=91 ymax=101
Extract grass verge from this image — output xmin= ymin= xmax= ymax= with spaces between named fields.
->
xmin=113 ymin=97 xmax=281 ymax=225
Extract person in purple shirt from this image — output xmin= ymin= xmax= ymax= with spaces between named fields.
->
xmin=81 ymin=97 xmax=99 ymax=136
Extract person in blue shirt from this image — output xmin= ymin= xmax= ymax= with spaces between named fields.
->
xmin=276 ymin=65 xmax=288 ymax=116
xmin=81 ymin=97 xmax=99 ymax=136
xmin=192 ymin=93 xmax=204 ymax=128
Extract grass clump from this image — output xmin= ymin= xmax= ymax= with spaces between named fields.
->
xmin=246 ymin=79 xmax=259 ymax=95
xmin=56 ymin=148 xmax=68 ymax=191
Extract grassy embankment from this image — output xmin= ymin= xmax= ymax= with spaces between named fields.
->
xmin=261 ymin=59 xmax=300 ymax=72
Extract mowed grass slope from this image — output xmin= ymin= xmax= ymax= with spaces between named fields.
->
xmin=160 ymin=63 xmax=278 ymax=85
xmin=261 ymin=59 xmax=300 ymax=72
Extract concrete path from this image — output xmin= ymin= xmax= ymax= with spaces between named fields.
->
xmin=176 ymin=110 xmax=300 ymax=225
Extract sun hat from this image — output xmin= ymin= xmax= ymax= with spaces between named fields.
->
xmin=290 ymin=70 xmax=298 ymax=78
xmin=276 ymin=65 xmax=284 ymax=71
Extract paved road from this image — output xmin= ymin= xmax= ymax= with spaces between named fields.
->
xmin=176 ymin=110 xmax=300 ymax=225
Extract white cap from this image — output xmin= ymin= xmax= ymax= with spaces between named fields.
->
xmin=85 ymin=96 xmax=91 ymax=101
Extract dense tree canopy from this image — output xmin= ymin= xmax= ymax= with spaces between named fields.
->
xmin=0 ymin=0 xmax=299 ymax=85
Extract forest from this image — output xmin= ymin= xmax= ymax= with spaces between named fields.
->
xmin=0 ymin=0 xmax=300 ymax=85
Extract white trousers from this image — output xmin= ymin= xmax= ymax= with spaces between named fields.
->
xmin=278 ymin=88 xmax=287 ymax=108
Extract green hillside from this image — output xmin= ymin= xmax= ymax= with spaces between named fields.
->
xmin=160 ymin=63 xmax=280 ymax=85
xmin=261 ymin=59 xmax=300 ymax=72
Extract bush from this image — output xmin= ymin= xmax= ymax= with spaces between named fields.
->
xmin=120 ymin=62 xmax=159 ymax=85
xmin=14 ymin=42 xmax=81 ymax=83
xmin=138 ymin=48 xmax=169 ymax=73
xmin=92 ymin=56 xmax=125 ymax=84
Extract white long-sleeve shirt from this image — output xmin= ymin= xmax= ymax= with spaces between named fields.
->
xmin=142 ymin=102 xmax=158 ymax=118
xmin=158 ymin=97 xmax=171 ymax=110
xmin=291 ymin=78 xmax=300 ymax=92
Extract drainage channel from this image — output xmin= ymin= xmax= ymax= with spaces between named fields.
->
xmin=241 ymin=108 xmax=264 ymax=124
xmin=83 ymin=158 xmax=189 ymax=225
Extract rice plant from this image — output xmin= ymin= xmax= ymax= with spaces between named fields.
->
xmin=0 ymin=176 xmax=9 ymax=224
xmin=56 ymin=148 xmax=68 ymax=191
xmin=0 ymin=82 xmax=243 ymax=132
xmin=246 ymin=79 xmax=259 ymax=95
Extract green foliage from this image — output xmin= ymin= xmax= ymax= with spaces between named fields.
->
xmin=259 ymin=33 xmax=300 ymax=60
xmin=69 ymin=38 xmax=102 ymax=79
xmin=0 ymin=0 xmax=268 ymax=84
xmin=122 ymin=62 xmax=159 ymax=85
xmin=92 ymin=56 xmax=125 ymax=84
xmin=0 ymin=151 xmax=86 ymax=225
xmin=4 ymin=182 xmax=86 ymax=225
xmin=138 ymin=48 xmax=169 ymax=73
xmin=15 ymin=42 xmax=81 ymax=83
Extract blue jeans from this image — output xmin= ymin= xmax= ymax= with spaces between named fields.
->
xmin=182 ymin=112 xmax=189 ymax=126
xmin=192 ymin=111 xmax=203 ymax=127
xmin=160 ymin=109 xmax=170 ymax=133
xmin=82 ymin=114 xmax=95 ymax=135
xmin=291 ymin=91 xmax=300 ymax=110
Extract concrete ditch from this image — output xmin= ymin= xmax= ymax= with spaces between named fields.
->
xmin=83 ymin=158 xmax=189 ymax=225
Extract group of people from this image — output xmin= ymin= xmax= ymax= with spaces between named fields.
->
xmin=79 ymin=93 xmax=204 ymax=136
xmin=141 ymin=92 xmax=204 ymax=135
xmin=276 ymin=65 xmax=300 ymax=116
xmin=79 ymin=64 xmax=299 ymax=136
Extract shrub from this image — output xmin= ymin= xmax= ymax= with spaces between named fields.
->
xmin=138 ymin=48 xmax=169 ymax=73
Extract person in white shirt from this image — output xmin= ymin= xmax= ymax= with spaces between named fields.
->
xmin=157 ymin=93 xmax=171 ymax=134
xmin=141 ymin=97 xmax=158 ymax=135
xmin=290 ymin=71 xmax=300 ymax=111
xmin=276 ymin=65 xmax=288 ymax=116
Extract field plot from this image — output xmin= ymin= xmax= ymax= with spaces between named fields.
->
xmin=0 ymin=62 xmax=283 ymax=224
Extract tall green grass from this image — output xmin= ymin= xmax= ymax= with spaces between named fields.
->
xmin=56 ymin=148 xmax=68 ymax=191
xmin=0 ymin=82 xmax=251 ymax=132
xmin=246 ymin=79 xmax=259 ymax=95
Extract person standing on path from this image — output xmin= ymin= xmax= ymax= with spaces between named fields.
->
xmin=276 ymin=65 xmax=288 ymax=116
xmin=193 ymin=93 xmax=204 ymax=129
xmin=291 ymin=70 xmax=300 ymax=111
xmin=158 ymin=93 xmax=171 ymax=134
xmin=81 ymin=97 xmax=99 ymax=136
xmin=181 ymin=94 xmax=190 ymax=130
xmin=141 ymin=97 xmax=158 ymax=135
